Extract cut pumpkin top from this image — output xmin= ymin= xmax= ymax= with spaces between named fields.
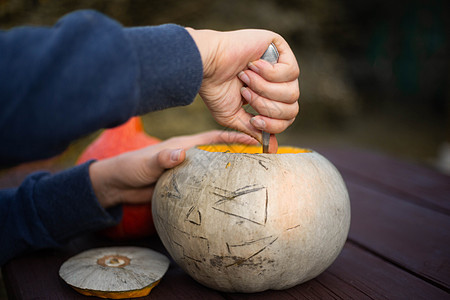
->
xmin=197 ymin=144 xmax=311 ymax=154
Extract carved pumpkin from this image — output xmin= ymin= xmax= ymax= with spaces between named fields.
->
xmin=152 ymin=144 xmax=350 ymax=292
xmin=77 ymin=117 xmax=160 ymax=239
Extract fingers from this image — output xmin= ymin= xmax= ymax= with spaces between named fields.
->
xmin=238 ymin=71 xmax=299 ymax=134
xmin=248 ymin=60 xmax=300 ymax=84
xmin=118 ymin=185 xmax=155 ymax=205
xmin=240 ymin=87 xmax=299 ymax=120
xmin=238 ymin=71 xmax=299 ymax=104
xmin=132 ymin=148 xmax=186 ymax=185
xmin=159 ymin=130 xmax=258 ymax=151
xmin=197 ymin=130 xmax=259 ymax=145
xmin=226 ymin=108 xmax=266 ymax=143
xmin=249 ymin=36 xmax=300 ymax=82
xmin=237 ymin=36 xmax=299 ymax=135
xmin=237 ymin=44 xmax=299 ymax=135
xmin=250 ymin=115 xmax=296 ymax=134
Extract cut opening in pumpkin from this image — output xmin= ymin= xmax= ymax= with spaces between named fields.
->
xmin=197 ymin=144 xmax=311 ymax=154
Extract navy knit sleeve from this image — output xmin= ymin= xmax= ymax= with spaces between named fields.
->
xmin=0 ymin=10 xmax=203 ymax=265
xmin=0 ymin=162 xmax=122 ymax=266
xmin=0 ymin=10 xmax=203 ymax=165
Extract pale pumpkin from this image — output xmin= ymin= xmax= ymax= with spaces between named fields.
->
xmin=152 ymin=144 xmax=351 ymax=293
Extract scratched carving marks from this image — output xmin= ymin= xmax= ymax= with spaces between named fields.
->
xmin=159 ymin=171 xmax=182 ymax=200
xmin=186 ymin=206 xmax=201 ymax=225
xmin=227 ymin=235 xmax=279 ymax=258
xmin=208 ymin=236 xmax=279 ymax=271
xmin=211 ymin=184 xmax=268 ymax=225
xmin=152 ymin=147 xmax=352 ymax=293
xmin=225 ymin=236 xmax=279 ymax=268
xmin=169 ymin=224 xmax=209 ymax=263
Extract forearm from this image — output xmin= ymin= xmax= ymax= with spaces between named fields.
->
xmin=0 ymin=162 xmax=121 ymax=266
xmin=0 ymin=10 xmax=203 ymax=165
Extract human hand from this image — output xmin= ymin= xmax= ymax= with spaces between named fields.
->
xmin=186 ymin=28 xmax=300 ymax=151
xmin=89 ymin=130 xmax=257 ymax=209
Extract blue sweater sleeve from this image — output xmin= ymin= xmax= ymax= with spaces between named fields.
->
xmin=0 ymin=10 xmax=203 ymax=265
xmin=0 ymin=162 xmax=122 ymax=265
xmin=0 ymin=9 xmax=203 ymax=164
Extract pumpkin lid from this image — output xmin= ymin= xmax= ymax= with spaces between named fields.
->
xmin=59 ymin=246 xmax=170 ymax=299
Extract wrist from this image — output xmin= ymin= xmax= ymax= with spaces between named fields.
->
xmin=89 ymin=160 xmax=119 ymax=209
xmin=185 ymin=27 xmax=219 ymax=79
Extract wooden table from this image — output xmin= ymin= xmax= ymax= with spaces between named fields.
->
xmin=2 ymin=147 xmax=449 ymax=299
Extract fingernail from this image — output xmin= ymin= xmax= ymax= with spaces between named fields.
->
xmin=238 ymin=71 xmax=250 ymax=85
xmin=170 ymin=149 xmax=182 ymax=161
xmin=240 ymin=87 xmax=251 ymax=101
xmin=250 ymin=117 xmax=266 ymax=129
xmin=248 ymin=61 xmax=260 ymax=73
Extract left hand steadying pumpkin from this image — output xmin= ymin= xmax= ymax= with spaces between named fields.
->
xmin=89 ymin=130 xmax=257 ymax=209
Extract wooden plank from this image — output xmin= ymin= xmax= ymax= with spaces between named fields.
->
xmin=148 ymin=267 xmax=225 ymax=300
xmin=6 ymin=240 xmax=447 ymax=300
xmin=226 ymin=242 xmax=448 ymax=300
xmin=2 ymin=235 xmax=225 ymax=299
xmin=2 ymin=250 xmax=86 ymax=300
xmin=325 ymin=242 xmax=449 ymax=300
xmin=346 ymin=181 xmax=450 ymax=290
xmin=3 ymin=148 xmax=449 ymax=298
xmin=224 ymin=269 xmax=371 ymax=300
xmin=317 ymin=147 xmax=450 ymax=214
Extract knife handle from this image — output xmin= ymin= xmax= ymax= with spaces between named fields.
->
xmin=260 ymin=43 xmax=279 ymax=65
xmin=259 ymin=43 xmax=279 ymax=153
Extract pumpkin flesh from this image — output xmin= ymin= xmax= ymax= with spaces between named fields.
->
xmin=197 ymin=144 xmax=311 ymax=154
xmin=71 ymin=281 xmax=160 ymax=299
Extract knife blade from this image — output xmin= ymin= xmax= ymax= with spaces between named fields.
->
xmin=259 ymin=43 xmax=279 ymax=153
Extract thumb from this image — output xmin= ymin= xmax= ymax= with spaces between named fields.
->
xmin=141 ymin=148 xmax=186 ymax=185
xmin=156 ymin=148 xmax=186 ymax=170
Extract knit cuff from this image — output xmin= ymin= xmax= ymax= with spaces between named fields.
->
xmin=34 ymin=161 xmax=122 ymax=242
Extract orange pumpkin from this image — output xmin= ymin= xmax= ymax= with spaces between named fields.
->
xmin=77 ymin=117 xmax=160 ymax=239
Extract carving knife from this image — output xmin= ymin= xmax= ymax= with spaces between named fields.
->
xmin=259 ymin=43 xmax=279 ymax=153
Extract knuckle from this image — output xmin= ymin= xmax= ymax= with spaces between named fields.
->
xmin=294 ymin=102 xmax=300 ymax=115
xmin=292 ymin=64 xmax=300 ymax=78
xmin=280 ymin=82 xmax=299 ymax=103
xmin=285 ymin=105 xmax=298 ymax=120
xmin=288 ymin=116 xmax=296 ymax=126
xmin=291 ymin=107 xmax=299 ymax=120
xmin=286 ymin=79 xmax=300 ymax=102
xmin=291 ymin=88 xmax=300 ymax=102
xmin=284 ymin=86 xmax=299 ymax=103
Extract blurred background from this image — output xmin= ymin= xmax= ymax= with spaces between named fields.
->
xmin=0 ymin=0 xmax=449 ymax=171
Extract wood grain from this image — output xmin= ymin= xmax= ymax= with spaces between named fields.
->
xmin=318 ymin=147 xmax=450 ymax=214
xmin=2 ymin=147 xmax=449 ymax=299
xmin=345 ymin=181 xmax=450 ymax=290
